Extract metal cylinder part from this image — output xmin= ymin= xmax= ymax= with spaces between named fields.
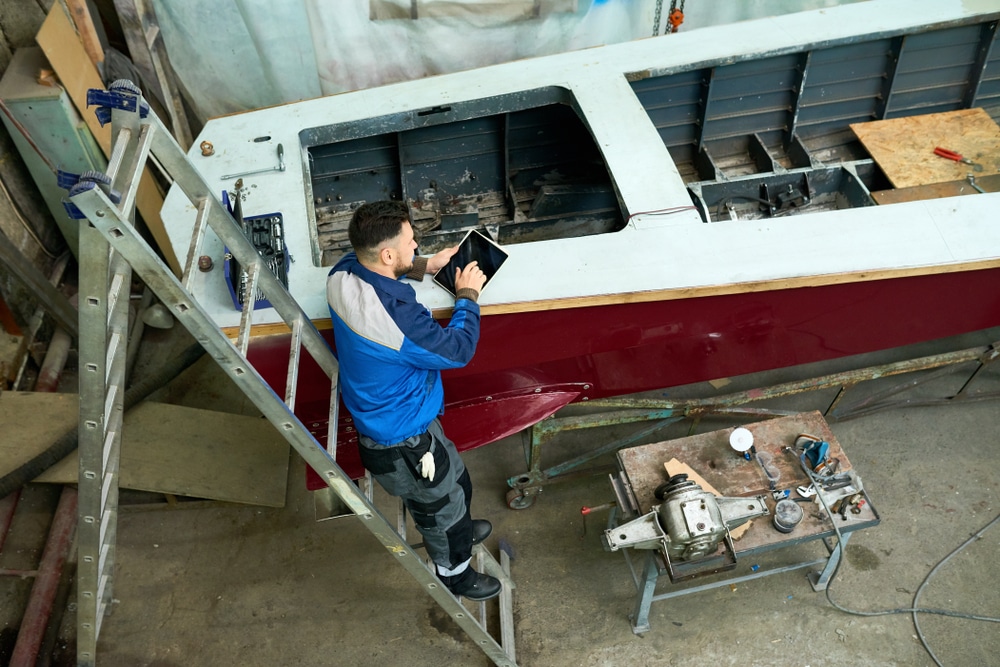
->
xmin=773 ymin=498 xmax=803 ymax=533
xmin=657 ymin=474 xmax=727 ymax=561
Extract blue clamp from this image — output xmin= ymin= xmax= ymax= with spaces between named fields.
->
xmin=57 ymin=169 xmax=81 ymax=190
xmin=87 ymin=79 xmax=149 ymax=127
xmin=60 ymin=170 xmax=122 ymax=219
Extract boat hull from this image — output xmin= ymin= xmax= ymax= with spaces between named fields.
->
xmin=239 ymin=267 xmax=1000 ymax=487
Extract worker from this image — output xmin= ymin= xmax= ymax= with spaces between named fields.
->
xmin=326 ymin=200 xmax=501 ymax=601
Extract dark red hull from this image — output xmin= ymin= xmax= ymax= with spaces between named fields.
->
xmin=240 ymin=268 xmax=1000 ymax=488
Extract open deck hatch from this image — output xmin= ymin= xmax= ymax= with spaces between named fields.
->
xmin=301 ymin=87 xmax=624 ymax=266
xmin=629 ymin=18 xmax=1000 ymax=221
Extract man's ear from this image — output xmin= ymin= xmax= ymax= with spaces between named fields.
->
xmin=380 ymin=246 xmax=393 ymax=265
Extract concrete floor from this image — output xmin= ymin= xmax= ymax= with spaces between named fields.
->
xmin=30 ymin=325 xmax=1000 ymax=666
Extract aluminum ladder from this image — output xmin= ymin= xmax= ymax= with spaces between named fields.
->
xmin=67 ymin=80 xmax=516 ymax=667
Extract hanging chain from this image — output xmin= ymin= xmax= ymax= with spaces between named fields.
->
xmin=653 ymin=0 xmax=664 ymax=36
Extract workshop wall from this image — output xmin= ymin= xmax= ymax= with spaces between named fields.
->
xmin=151 ymin=0 xmax=864 ymax=122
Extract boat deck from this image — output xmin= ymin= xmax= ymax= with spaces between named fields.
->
xmin=160 ymin=0 xmax=1000 ymax=332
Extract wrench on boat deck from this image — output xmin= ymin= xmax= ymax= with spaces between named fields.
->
xmin=222 ymin=143 xmax=285 ymax=180
xmin=934 ymin=146 xmax=983 ymax=172
xmin=967 ymin=174 xmax=986 ymax=194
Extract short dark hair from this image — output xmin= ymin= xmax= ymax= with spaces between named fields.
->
xmin=348 ymin=201 xmax=409 ymax=262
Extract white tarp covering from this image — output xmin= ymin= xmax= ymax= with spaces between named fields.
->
xmin=151 ymin=0 xmax=864 ymax=121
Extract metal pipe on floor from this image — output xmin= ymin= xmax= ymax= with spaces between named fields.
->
xmin=0 ymin=489 xmax=20 ymax=553
xmin=34 ymin=326 xmax=72 ymax=393
xmin=13 ymin=252 xmax=72 ymax=391
xmin=9 ymin=486 xmax=78 ymax=667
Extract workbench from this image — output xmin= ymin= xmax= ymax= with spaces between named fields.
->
xmin=609 ymin=411 xmax=879 ymax=634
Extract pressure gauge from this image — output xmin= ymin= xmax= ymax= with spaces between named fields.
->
xmin=729 ymin=427 xmax=754 ymax=453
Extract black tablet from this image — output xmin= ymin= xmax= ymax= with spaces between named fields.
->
xmin=432 ymin=229 xmax=509 ymax=297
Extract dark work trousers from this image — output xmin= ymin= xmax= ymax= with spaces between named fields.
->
xmin=356 ymin=418 xmax=474 ymax=570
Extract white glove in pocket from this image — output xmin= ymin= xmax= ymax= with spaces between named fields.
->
xmin=418 ymin=451 xmax=436 ymax=481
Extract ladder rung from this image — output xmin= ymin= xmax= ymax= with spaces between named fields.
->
xmin=285 ymin=317 xmax=303 ymax=410
xmin=326 ymin=376 xmax=339 ymax=456
xmin=98 ymin=509 xmax=112 ymax=547
xmin=96 ymin=572 xmax=110 ymax=613
xmin=236 ymin=262 xmax=260 ymax=355
xmin=105 ymin=332 xmax=122 ymax=379
xmin=106 ymin=272 xmax=126 ymax=325
xmin=500 ymin=549 xmax=516 ymax=662
xmin=182 ymin=198 xmax=211 ymax=290
xmin=105 ymin=128 xmax=133 ymax=183
xmin=476 ymin=549 xmax=487 ymax=626
xmin=118 ymin=124 xmax=156 ymax=216
xmin=101 ymin=426 xmax=118 ymax=476
xmin=97 ymin=541 xmax=112 ymax=584
xmin=103 ymin=383 xmax=120 ymax=428
xmin=100 ymin=471 xmax=114 ymax=517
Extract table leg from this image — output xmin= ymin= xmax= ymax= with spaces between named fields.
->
xmin=629 ymin=550 xmax=658 ymax=634
xmin=809 ymin=531 xmax=851 ymax=591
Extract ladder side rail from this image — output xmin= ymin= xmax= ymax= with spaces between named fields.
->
xmin=143 ymin=117 xmax=336 ymax=379
xmin=76 ymin=217 xmax=112 ymax=667
xmin=69 ymin=184 xmax=518 ymax=667
xmin=76 ymin=101 xmax=146 ymax=665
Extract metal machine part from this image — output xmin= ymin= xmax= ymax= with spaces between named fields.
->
xmin=604 ymin=474 xmax=769 ymax=562
xmin=772 ymin=498 xmax=803 ymax=533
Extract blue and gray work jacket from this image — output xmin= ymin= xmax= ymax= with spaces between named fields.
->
xmin=326 ymin=253 xmax=480 ymax=445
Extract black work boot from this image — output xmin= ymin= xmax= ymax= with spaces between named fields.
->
xmin=441 ymin=567 xmax=502 ymax=601
xmin=471 ymin=519 xmax=493 ymax=545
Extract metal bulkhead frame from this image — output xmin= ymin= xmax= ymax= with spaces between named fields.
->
xmin=68 ymin=81 xmax=516 ymax=667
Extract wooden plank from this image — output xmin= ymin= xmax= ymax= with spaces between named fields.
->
xmin=114 ymin=0 xmax=193 ymax=150
xmin=871 ymin=173 xmax=1000 ymax=204
xmin=851 ymin=108 xmax=1000 ymax=189
xmin=64 ymin=0 xmax=105 ymax=68
xmin=36 ymin=2 xmax=182 ymax=275
xmin=113 ymin=0 xmax=162 ymax=105
xmin=0 ymin=393 xmax=290 ymax=507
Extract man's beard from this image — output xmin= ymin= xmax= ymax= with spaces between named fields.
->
xmin=393 ymin=256 xmax=414 ymax=278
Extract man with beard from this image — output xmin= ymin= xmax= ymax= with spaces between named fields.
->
xmin=326 ymin=200 xmax=500 ymax=600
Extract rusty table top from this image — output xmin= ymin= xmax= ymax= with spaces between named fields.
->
xmin=616 ymin=411 xmax=879 ymax=553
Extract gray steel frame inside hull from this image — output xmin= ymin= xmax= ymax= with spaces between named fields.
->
xmin=504 ymin=340 xmax=1000 ymax=509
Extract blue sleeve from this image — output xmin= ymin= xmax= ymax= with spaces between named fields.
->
xmin=395 ymin=297 xmax=480 ymax=370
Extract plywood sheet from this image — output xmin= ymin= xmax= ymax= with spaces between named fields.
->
xmin=0 ymin=393 xmax=289 ymax=507
xmin=851 ymin=108 xmax=1000 ymax=189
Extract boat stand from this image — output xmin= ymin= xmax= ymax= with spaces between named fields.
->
xmin=505 ymin=341 xmax=999 ymax=509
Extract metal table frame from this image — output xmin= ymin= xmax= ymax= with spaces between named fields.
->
xmin=613 ymin=508 xmax=875 ymax=634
